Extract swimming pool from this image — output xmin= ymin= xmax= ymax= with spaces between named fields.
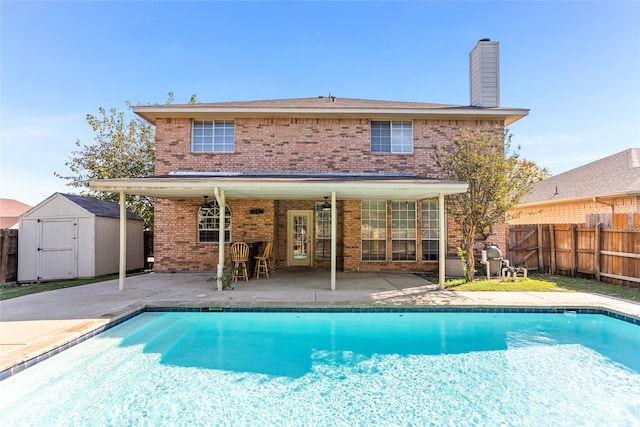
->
xmin=1 ymin=310 xmax=639 ymax=426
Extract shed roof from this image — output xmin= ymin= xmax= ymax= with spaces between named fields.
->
xmin=59 ymin=193 xmax=143 ymax=220
xmin=519 ymin=148 xmax=640 ymax=205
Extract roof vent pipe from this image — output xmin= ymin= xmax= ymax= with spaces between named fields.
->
xmin=469 ymin=39 xmax=500 ymax=107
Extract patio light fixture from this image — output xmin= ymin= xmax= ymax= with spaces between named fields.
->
xmin=201 ymin=196 xmax=212 ymax=209
xmin=321 ymin=196 xmax=332 ymax=211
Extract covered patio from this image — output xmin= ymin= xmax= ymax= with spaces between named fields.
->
xmin=89 ymin=173 xmax=468 ymax=292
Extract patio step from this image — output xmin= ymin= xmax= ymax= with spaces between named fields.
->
xmin=143 ymin=322 xmax=193 ymax=355
xmin=118 ymin=314 xmax=176 ymax=347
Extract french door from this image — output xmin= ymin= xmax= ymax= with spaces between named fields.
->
xmin=287 ymin=210 xmax=313 ymax=266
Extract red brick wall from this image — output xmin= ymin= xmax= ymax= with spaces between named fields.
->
xmin=343 ymin=200 xmax=361 ymax=271
xmin=154 ymin=199 xmax=274 ymax=272
xmin=152 ymin=117 xmax=505 ymax=273
xmin=154 ymin=118 xmax=503 ymax=176
xmin=442 ymin=211 xmax=508 ymax=270
xmin=154 ymin=197 xmax=483 ymax=273
xmin=154 ymin=199 xmax=213 ymax=271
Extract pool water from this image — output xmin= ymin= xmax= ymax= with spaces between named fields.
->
xmin=1 ymin=312 xmax=639 ymax=426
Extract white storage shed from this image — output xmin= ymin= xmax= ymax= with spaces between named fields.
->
xmin=18 ymin=193 xmax=144 ymax=282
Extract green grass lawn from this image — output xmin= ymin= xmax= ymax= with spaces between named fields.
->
xmin=435 ymin=273 xmax=640 ymax=303
xmin=3 ymin=272 xmax=640 ymax=304
xmin=0 ymin=272 xmax=145 ymax=301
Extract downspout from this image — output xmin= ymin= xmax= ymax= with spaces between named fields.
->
xmin=119 ymin=191 xmax=127 ymax=291
xmin=593 ymin=197 xmax=615 ymax=215
xmin=214 ymin=187 xmax=225 ymax=291
xmin=330 ymin=191 xmax=337 ymax=291
xmin=438 ymin=193 xmax=446 ymax=290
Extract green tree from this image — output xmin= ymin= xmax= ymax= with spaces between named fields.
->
xmin=433 ymin=128 xmax=549 ymax=282
xmin=55 ymin=103 xmax=155 ymax=228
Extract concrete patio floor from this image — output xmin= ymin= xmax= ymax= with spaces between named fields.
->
xmin=1 ymin=269 xmax=639 ymax=376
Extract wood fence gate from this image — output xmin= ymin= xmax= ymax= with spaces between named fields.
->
xmin=507 ymin=214 xmax=640 ymax=287
xmin=0 ymin=229 xmax=19 ymax=284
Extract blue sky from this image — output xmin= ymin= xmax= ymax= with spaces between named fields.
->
xmin=1 ymin=1 xmax=639 ymax=206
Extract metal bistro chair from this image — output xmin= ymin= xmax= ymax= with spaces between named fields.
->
xmin=254 ymin=241 xmax=273 ymax=279
xmin=230 ymin=242 xmax=250 ymax=282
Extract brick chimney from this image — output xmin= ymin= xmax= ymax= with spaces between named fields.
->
xmin=469 ymin=39 xmax=500 ymax=107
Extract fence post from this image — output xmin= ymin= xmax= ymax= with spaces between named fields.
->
xmin=571 ymin=224 xmax=578 ymax=277
xmin=594 ymin=223 xmax=602 ymax=282
xmin=506 ymin=224 xmax=513 ymax=266
xmin=0 ymin=230 xmax=8 ymax=284
xmin=537 ymin=224 xmax=544 ymax=273
xmin=549 ymin=224 xmax=556 ymax=275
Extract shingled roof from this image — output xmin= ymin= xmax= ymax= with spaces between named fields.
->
xmin=132 ymin=96 xmax=529 ymax=126
xmin=0 ymin=198 xmax=32 ymax=228
xmin=519 ymin=148 xmax=640 ymax=205
xmin=59 ymin=193 xmax=142 ymax=220
xmin=182 ymin=97 xmax=458 ymax=109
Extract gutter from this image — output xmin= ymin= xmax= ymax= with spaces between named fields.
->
xmin=516 ymin=191 xmax=638 ymax=209
xmin=593 ymin=197 xmax=615 ymax=214
xmin=131 ymin=106 xmax=529 ymax=126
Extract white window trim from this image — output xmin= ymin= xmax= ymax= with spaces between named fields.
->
xmin=370 ymin=120 xmax=414 ymax=154
xmin=192 ymin=120 xmax=235 ymax=153
xmin=391 ymin=200 xmax=417 ymax=261
xmin=361 ymin=200 xmax=387 ymax=262
xmin=315 ymin=202 xmax=331 ymax=260
xmin=421 ymin=199 xmax=443 ymax=262
xmin=197 ymin=204 xmax=232 ymax=244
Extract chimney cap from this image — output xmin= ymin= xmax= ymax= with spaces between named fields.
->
xmin=479 ymin=38 xmax=491 ymax=42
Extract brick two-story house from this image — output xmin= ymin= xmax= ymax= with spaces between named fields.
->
xmin=91 ymin=40 xmax=528 ymax=290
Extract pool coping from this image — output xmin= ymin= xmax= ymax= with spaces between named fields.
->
xmin=2 ymin=304 xmax=639 ymax=381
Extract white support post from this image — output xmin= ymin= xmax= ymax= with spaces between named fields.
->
xmin=214 ymin=188 xmax=225 ymax=291
xmin=119 ymin=191 xmax=127 ymax=291
xmin=438 ymin=193 xmax=446 ymax=290
xmin=330 ymin=191 xmax=337 ymax=291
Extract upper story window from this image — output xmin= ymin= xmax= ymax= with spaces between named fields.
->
xmin=192 ymin=120 xmax=234 ymax=152
xmin=370 ymin=121 xmax=413 ymax=153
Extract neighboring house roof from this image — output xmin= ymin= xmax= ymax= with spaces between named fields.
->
xmin=132 ymin=96 xmax=529 ymax=126
xmin=0 ymin=198 xmax=32 ymax=228
xmin=518 ymin=148 xmax=640 ymax=206
xmin=58 ymin=193 xmax=143 ymax=220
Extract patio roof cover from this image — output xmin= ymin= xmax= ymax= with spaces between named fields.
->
xmin=89 ymin=173 xmax=468 ymax=201
xmin=89 ymin=173 xmax=468 ymax=292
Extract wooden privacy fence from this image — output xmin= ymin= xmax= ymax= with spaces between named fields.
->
xmin=507 ymin=214 xmax=640 ymax=287
xmin=0 ymin=229 xmax=19 ymax=284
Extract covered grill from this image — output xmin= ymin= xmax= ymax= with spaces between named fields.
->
xmin=481 ymin=244 xmax=507 ymax=278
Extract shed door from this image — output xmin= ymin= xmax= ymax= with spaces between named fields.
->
xmin=37 ymin=219 xmax=77 ymax=280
